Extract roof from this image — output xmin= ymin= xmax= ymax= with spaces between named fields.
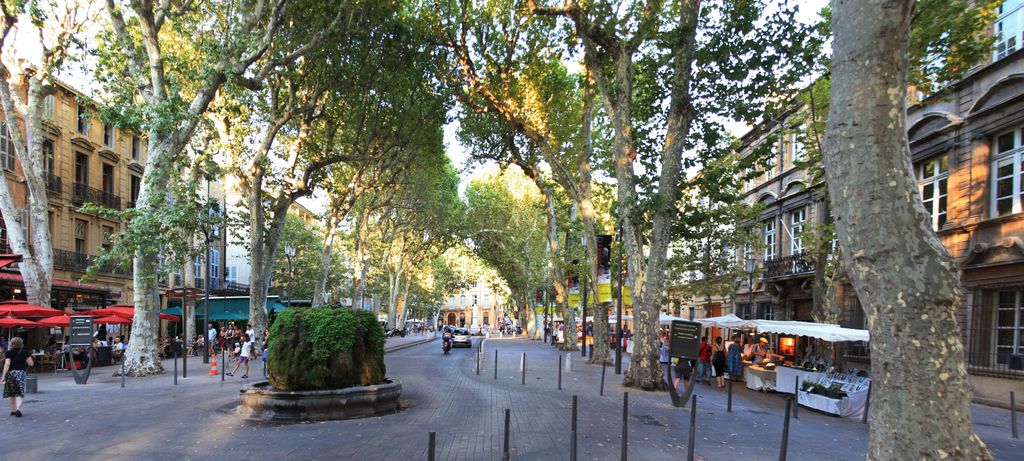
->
xmin=0 ymin=271 xmax=108 ymax=294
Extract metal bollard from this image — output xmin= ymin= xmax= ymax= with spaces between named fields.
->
xmin=120 ymin=360 xmax=125 ymax=388
xmin=793 ymin=376 xmax=799 ymax=419
xmin=174 ymin=350 xmax=178 ymax=385
xmin=182 ymin=344 xmax=187 ymax=378
xmin=494 ymin=349 xmax=498 ymax=380
xmin=503 ymin=408 xmax=511 ymax=461
xmin=558 ymin=355 xmax=563 ymax=390
xmin=476 ymin=350 xmax=481 ymax=375
xmin=566 ymin=353 xmax=573 ymax=372
xmin=687 ymin=394 xmax=697 ymax=461
xmin=222 ymin=348 xmax=226 ymax=382
xmin=428 ymin=431 xmax=436 ymax=461
xmin=727 ymin=376 xmax=733 ymax=412
xmin=862 ymin=382 xmax=871 ymax=424
xmin=571 ymin=395 xmax=578 ymax=461
xmin=621 ymin=391 xmax=629 ymax=461
xmin=779 ymin=398 xmax=792 ymax=461
xmin=521 ymin=353 xmax=527 ymax=385
xmin=1012 ymin=391 xmax=1019 ymax=440
xmin=600 ymin=361 xmax=607 ymax=396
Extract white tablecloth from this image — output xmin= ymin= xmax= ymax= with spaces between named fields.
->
xmin=776 ymin=367 xmax=825 ymax=394
xmin=797 ymin=387 xmax=870 ymax=418
xmin=745 ymin=365 xmax=776 ymax=391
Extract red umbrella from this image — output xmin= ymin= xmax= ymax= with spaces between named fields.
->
xmin=84 ymin=306 xmax=179 ymax=321
xmin=0 ymin=318 xmax=43 ymax=328
xmin=36 ymin=315 xmax=75 ymax=327
xmin=0 ymin=299 xmax=64 ymax=318
xmin=93 ymin=315 xmax=132 ymax=325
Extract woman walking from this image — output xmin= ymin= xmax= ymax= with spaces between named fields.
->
xmin=2 ymin=337 xmax=34 ymax=417
xmin=727 ymin=334 xmax=743 ymax=382
xmin=712 ymin=336 xmax=727 ymax=388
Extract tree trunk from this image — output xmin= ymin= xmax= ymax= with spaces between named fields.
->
xmin=183 ymin=250 xmax=196 ymax=346
xmin=313 ymin=206 xmax=342 ymax=308
xmin=823 ymin=1 xmax=990 ymax=458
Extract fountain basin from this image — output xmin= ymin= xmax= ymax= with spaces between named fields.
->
xmin=238 ymin=378 xmax=401 ymax=422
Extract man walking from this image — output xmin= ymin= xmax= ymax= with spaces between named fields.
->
xmin=697 ymin=336 xmax=712 ymax=385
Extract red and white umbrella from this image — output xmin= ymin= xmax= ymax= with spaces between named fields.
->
xmin=93 ymin=315 xmax=133 ymax=325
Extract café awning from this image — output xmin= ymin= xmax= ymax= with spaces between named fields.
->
xmin=696 ymin=314 xmax=759 ymax=329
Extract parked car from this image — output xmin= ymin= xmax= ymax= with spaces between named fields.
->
xmin=452 ymin=328 xmax=473 ymax=348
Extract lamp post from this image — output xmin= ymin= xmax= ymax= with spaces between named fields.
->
xmin=203 ymin=226 xmax=211 ymax=364
xmin=745 ymin=257 xmax=756 ymax=317
xmin=615 ymin=225 xmax=623 ymax=375
xmin=285 ymin=245 xmax=296 ymax=308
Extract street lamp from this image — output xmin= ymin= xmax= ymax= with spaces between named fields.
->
xmin=615 ymin=225 xmax=623 ymax=375
xmin=284 ymin=245 xmax=296 ymax=308
xmin=745 ymin=256 xmax=757 ymax=318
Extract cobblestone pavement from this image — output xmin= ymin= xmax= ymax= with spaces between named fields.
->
xmin=1 ymin=337 xmax=1019 ymax=460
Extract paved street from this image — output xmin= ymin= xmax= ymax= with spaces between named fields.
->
xmin=1 ymin=337 xmax=1019 ymax=460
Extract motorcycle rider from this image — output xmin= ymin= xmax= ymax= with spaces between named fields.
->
xmin=442 ymin=327 xmax=453 ymax=351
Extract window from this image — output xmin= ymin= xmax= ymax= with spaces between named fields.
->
xmin=103 ymin=125 xmax=114 ymax=148
xmin=765 ymin=149 xmax=777 ymax=180
xmin=102 ymin=164 xmax=115 ymax=194
xmin=472 ymin=294 xmax=478 ymax=306
xmin=210 ymin=249 xmax=220 ymax=280
xmin=193 ymin=255 xmax=202 ymax=278
xmin=763 ymin=219 xmax=776 ymax=260
xmin=483 ymin=293 xmax=490 ymax=307
xmin=42 ymin=95 xmax=54 ymax=119
xmin=226 ymin=266 xmax=237 ymax=282
xmin=76 ymin=104 xmax=90 ymax=135
xmin=918 ymin=155 xmax=949 ymax=229
xmin=0 ymin=121 xmax=16 ymax=171
xmin=995 ymin=1 xmax=1024 ymax=61
xmin=74 ymin=219 xmax=87 ymax=254
xmin=131 ymin=135 xmax=141 ymax=161
xmin=74 ymin=153 xmax=88 ymax=184
xmin=992 ymin=128 xmax=1024 ymax=217
xmin=791 ymin=129 xmax=805 ymax=162
xmin=101 ymin=225 xmax=113 ymax=252
xmin=460 ymin=295 xmax=466 ymax=307
xmin=995 ymin=290 xmax=1024 ymax=364
xmin=757 ymin=302 xmax=776 ymax=320
xmin=449 ymin=296 xmax=455 ymax=309
xmin=130 ymin=175 xmax=141 ymax=206
xmin=789 ymin=207 xmax=806 ymax=254
xmin=42 ymin=140 xmax=54 ymax=174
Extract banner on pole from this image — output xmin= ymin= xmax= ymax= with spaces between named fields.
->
xmin=596 ymin=235 xmax=612 ymax=303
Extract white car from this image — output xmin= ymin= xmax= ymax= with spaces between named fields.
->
xmin=452 ymin=328 xmax=473 ymax=348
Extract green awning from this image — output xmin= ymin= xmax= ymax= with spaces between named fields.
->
xmin=160 ymin=296 xmax=287 ymax=321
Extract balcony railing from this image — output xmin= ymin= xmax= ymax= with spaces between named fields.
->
xmin=222 ymin=280 xmax=249 ymax=292
xmin=52 ymin=248 xmax=132 ymax=276
xmin=44 ymin=172 xmax=61 ymax=198
xmin=762 ymin=252 xmax=815 ymax=279
xmin=72 ymin=183 xmax=121 ymax=210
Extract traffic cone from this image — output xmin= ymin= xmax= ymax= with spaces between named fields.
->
xmin=208 ymin=352 xmax=218 ymax=376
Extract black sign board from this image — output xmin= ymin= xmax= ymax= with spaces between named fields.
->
xmin=669 ymin=320 xmax=701 ymax=359
xmin=70 ymin=316 xmax=94 ymax=346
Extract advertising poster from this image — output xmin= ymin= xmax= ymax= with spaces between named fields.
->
xmin=596 ymin=234 xmax=612 ymax=303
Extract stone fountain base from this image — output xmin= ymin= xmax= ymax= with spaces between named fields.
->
xmin=238 ymin=378 xmax=402 ymax=422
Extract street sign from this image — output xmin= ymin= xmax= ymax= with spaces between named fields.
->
xmin=669 ymin=320 xmax=701 ymax=359
xmin=70 ymin=316 xmax=94 ymax=346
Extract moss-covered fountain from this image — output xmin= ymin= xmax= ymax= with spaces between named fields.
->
xmin=238 ymin=307 xmax=401 ymax=422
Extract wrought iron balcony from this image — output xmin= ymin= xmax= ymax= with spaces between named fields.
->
xmin=72 ymin=183 xmax=121 ymax=210
xmin=52 ymin=248 xmax=132 ymax=276
xmin=44 ymin=172 xmax=61 ymax=198
xmin=222 ymin=280 xmax=249 ymax=293
xmin=762 ymin=252 xmax=815 ymax=279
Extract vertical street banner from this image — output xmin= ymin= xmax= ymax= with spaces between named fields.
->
xmin=596 ymin=234 xmax=612 ymax=303
xmin=567 ymin=261 xmax=580 ymax=307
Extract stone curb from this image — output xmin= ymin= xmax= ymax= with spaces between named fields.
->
xmin=383 ymin=336 xmax=436 ymax=354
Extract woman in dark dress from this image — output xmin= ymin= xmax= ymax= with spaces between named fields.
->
xmin=712 ymin=336 xmax=727 ymax=388
xmin=2 ymin=337 xmax=34 ymax=417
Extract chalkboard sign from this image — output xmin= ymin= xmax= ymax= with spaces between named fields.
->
xmin=669 ymin=320 xmax=701 ymax=359
xmin=70 ymin=316 xmax=94 ymax=346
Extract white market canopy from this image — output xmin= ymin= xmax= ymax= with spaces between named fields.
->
xmin=753 ymin=320 xmax=870 ymax=342
xmin=658 ymin=313 xmax=688 ymax=324
xmin=696 ymin=314 xmax=759 ymax=329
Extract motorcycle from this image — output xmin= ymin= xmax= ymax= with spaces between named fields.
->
xmin=442 ymin=335 xmax=452 ymax=355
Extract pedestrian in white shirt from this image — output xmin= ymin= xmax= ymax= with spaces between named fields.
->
xmin=227 ymin=334 xmax=253 ymax=379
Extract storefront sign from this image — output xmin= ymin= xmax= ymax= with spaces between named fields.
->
xmin=669 ymin=320 xmax=701 ymax=358
xmin=70 ymin=316 xmax=94 ymax=346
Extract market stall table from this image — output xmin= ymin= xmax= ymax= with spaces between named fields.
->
xmin=776 ymin=366 xmax=826 ymax=394
xmin=745 ymin=364 xmax=776 ymax=391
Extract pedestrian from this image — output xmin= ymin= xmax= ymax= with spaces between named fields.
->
xmin=712 ymin=336 xmax=727 ymax=388
xmin=727 ymin=334 xmax=743 ymax=381
xmin=658 ymin=333 xmax=671 ymax=379
xmin=227 ymin=334 xmax=253 ymax=379
xmin=2 ymin=337 xmax=34 ymax=417
xmin=673 ymin=358 xmax=692 ymax=390
xmin=697 ymin=336 xmax=712 ymax=385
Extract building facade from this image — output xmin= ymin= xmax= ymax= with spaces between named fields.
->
xmin=442 ymin=283 xmax=505 ymax=328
